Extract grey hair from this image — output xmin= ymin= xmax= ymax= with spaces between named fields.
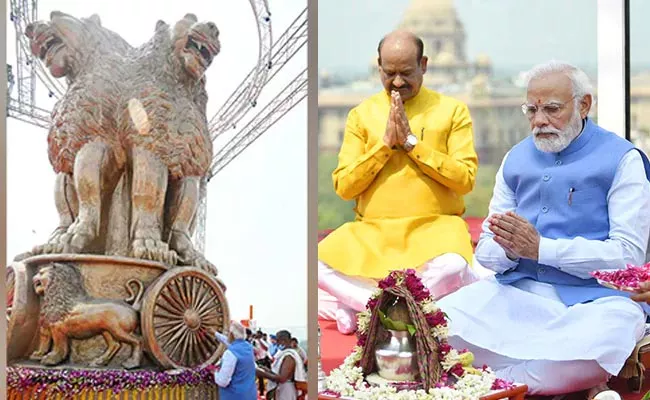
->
xmin=229 ymin=321 xmax=246 ymax=340
xmin=524 ymin=60 xmax=595 ymax=100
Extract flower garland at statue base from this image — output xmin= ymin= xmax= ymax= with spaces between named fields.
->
xmin=7 ymin=365 xmax=219 ymax=398
xmin=322 ymin=269 xmax=514 ymax=400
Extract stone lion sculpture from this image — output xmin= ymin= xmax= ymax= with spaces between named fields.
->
xmin=23 ymin=12 xmax=220 ymax=275
xmin=29 ymin=262 xmax=144 ymax=369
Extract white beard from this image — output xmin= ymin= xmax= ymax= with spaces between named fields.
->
xmin=532 ymin=109 xmax=584 ymax=153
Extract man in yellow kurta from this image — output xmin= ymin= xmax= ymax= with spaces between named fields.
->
xmin=318 ymin=30 xmax=480 ymax=334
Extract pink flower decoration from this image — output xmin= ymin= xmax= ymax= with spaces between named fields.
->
xmin=378 ymin=275 xmax=396 ymax=289
xmin=491 ymin=378 xmax=515 ymax=390
xmin=450 ymin=363 xmax=465 ymax=377
xmin=366 ymin=297 xmax=379 ymax=310
xmin=425 ymin=310 xmax=447 ymax=327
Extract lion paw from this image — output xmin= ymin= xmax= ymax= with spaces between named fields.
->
xmin=32 ymin=227 xmax=68 ymax=255
xmin=89 ymin=357 xmax=109 ymax=367
xmin=41 ymin=352 xmax=64 ymax=366
xmin=57 ymin=220 xmax=97 ymax=253
xmin=188 ymin=255 xmax=218 ymax=276
xmin=32 ymin=242 xmax=64 ymax=255
xmin=131 ymin=239 xmax=178 ymax=265
xmin=122 ymin=357 xmax=140 ymax=369
xmin=29 ymin=352 xmax=45 ymax=361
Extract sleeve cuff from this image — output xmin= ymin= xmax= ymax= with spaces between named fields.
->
xmin=370 ymin=141 xmax=393 ymax=163
xmin=538 ymin=237 xmax=559 ymax=268
xmin=409 ymin=141 xmax=441 ymax=169
xmin=499 ymin=249 xmax=519 ymax=273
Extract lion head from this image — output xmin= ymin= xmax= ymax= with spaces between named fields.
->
xmin=25 ymin=11 xmax=131 ymax=80
xmin=32 ymin=266 xmax=50 ymax=296
xmin=33 ymin=263 xmax=85 ymax=296
xmin=33 ymin=263 xmax=87 ymax=322
xmin=171 ymin=14 xmax=220 ymax=81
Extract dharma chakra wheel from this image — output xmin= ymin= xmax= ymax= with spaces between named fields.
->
xmin=6 ymin=255 xmax=230 ymax=370
xmin=142 ymin=267 xmax=229 ymax=369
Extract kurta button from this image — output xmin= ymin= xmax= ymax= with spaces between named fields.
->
xmin=555 ymin=160 xmax=562 ymax=165
xmin=543 ymin=175 xmax=550 ymax=181
xmin=542 ymin=206 xmax=548 ymax=213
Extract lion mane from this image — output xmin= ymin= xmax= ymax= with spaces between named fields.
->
xmin=38 ymin=262 xmax=87 ymax=324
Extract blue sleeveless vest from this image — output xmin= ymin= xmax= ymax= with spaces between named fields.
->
xmin=218 ymin=339 xmax=258 ymax=400
xmin=497 ymin=118 xmax=650 ymax=306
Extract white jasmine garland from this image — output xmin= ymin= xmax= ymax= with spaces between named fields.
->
xmin=322 ymin=270 xmax=514 ymax=399
xmin=440 ymin=349 xmax=461 ymax=370
xmin=357 ymin=310 xmax=371 ymax=334
xmin=421 ymin=300 xmax=439 ymax=315
xmin=432 ymin=325 xmax=449 ymax=338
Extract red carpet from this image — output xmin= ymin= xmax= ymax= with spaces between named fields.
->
xmin=319 ymin=317 xmax=650 ymax=399
xmin=320 ymin=319 xmax=358 ymax=374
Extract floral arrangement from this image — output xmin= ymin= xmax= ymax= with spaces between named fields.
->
xmin=322 ymin=269 xmax=514 ymax=399
xmin=592 ymin=262 xmax=650 ymax=291
xmin=7 ymin=365 xmax=216 ymax=396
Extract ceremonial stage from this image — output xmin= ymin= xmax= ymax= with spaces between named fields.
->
xmin=317 ymin=220 xmax=650 ymax=399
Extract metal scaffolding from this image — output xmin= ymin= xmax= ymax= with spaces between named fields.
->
xmin=195 ymin=7 xmax=307 ymax=252
xmin=191 ymin=0 xmax=274 ymax=253
xmin=208 ymin=7 xmax=307 ymax=139
xmin=209 ymin=68 xmax=307 ymax=177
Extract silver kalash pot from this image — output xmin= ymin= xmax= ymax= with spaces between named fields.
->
xmin=374 ymin=329 xmax=417 ymax=381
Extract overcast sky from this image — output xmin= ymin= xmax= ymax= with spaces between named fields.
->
xmin=6 ymin=0 xmax=307 ymax=339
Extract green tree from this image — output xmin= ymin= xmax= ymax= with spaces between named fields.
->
xmin=318 ymin=153 xmax=356 ymax=230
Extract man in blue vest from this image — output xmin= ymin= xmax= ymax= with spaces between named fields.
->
xmin=212 ymin=321 xmax=258 ymax=400
xmin=437 ymin=60 xmax=650 ymax=399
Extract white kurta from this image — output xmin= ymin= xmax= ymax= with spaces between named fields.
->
xmin=266 ymin=348 xmax=307 ymax=400
xmin=437 ymin=149 xmax=650 ymax=394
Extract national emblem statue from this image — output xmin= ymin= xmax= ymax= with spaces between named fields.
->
xmin=22 ymin=11 xmax=219 ymax=274
xmin=7 ymin=12 xmax=230 ymax=397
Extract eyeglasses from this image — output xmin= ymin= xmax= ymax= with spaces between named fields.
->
xmin=521 ymin=96 xmax=576 ymax=119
